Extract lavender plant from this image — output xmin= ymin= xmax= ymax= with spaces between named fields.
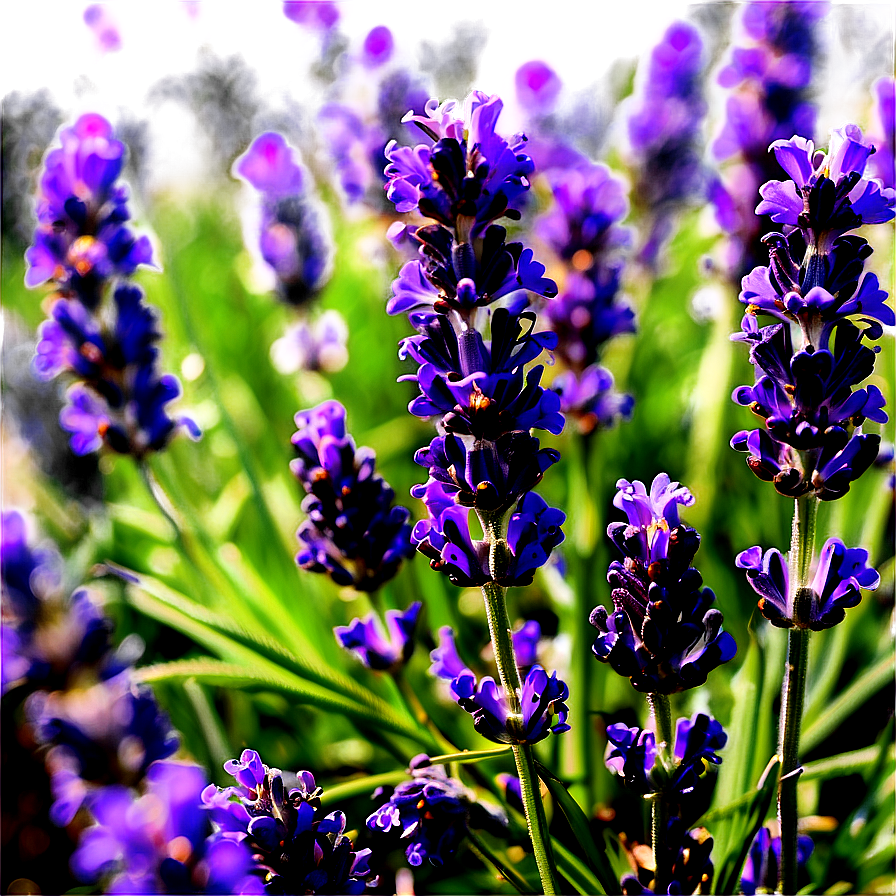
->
xmin=730 ymin=124 xmax=894 ymax=892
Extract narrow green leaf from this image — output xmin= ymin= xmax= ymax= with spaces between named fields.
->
xmin=551 ymin=839 xmax=605 ymax=896
xmin=429 ymin=747 xmax=513 ymax=765
xmin=319 ymin=771 xmax=407 ymax=806
xmin=466 ymin=829 xmax=536 ymax=895
xmin=802 ymin=653 xmax=895 ymax=753
xmin=135 ymin=659 xmax=427 ymax=742
xmin=535 ymin=761 xmax=614 ymax=894
xmin=802 ymin=745 xmax=896 ymax=783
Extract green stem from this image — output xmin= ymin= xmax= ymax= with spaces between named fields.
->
xmin=466 ymin=827 xmax=536 ymax=894
xmin=479 ymin=512 xmax=558 ymax=895
xmin=777 ymin=495 xmax=817 ymax=895
xmin=647 ymin=693 xmax=674 ymax=888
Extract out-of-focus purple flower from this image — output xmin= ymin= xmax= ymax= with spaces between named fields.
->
xmin=25 ymin=114 xmax=154 ymax=297
xmin=511 ymin=619 xmax=541 ymax=668
xmin=234 ymin=132 xmax=334 ymax=306
xmin=429 ymin=626 xmax=471 ymax=686
xmin=741 ymin=826 xmax=814 ymax=895
xmin=290 ymin=400 xmax=415 ymax=592
xmin=515 ymin=61 xmax=562 ymax=117
xmin=867 ymin=77 xmax=895 ymax=189
xmin=591 ymin=474 xmax=736 ymax=694
xmin=626 ymin=21 xmax=708 ymax=266
xmin=84 ymin=4 xmax=122 ymax=53
xmin=413 ymin=491 xmax=565 ymax=589
xmin=283 ymin=0 xmax=339 ymax=31
xmin=367 ymin=754 xmax=506 ymax=867
xmin=270 ymin=310 xmax=349 ymax=374
xmin=205 ymin=750 xmax=375 ymax=894
xmin=736 ymin=536 xmax=879 ymax=630
xmin=72 ymin=761 xmax=262 ymax=894
xmin=414 ymin=6 xmax=501 ymax=78
xmin=452 ymin=664 xmax=570 ymax=745
xmin=711 ymin=2 xmax=828 ymax=277
xmin=362 ymin=26 xmax=394 ymax=68
xmin=335 ymin=601 xmax=422 ymax=672
xmin=621 ymin=817 xmax=714 ymax=894
xmin=552 ymin=365 xmax=634 ymax=435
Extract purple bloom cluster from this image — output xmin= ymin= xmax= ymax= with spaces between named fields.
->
xmin=26 ymin=113 xmax=198 ymax=458
xmin=384 ymin=90 xmax=567 ymax=586
xmin=270 ymin=310 xmax=349 ymax=375
xmin=731 ymin=127 xmax=894 ymax=500
xmin=626 ymin=21 xmax=708 ymax=266
xmin=536 ymin=162 xmax=635 ymax=434
xmin=605 ymin=712 xmax=726 ymax=800
xmin=317 ymin=26 xmax=430 ymax=209
xmin=72 ymin=761 xmax=260 ymax=894
xmin=367 ymin=754 xmax=506 ymax=867
xmin=290 ymin=400 xmax=415 ymax=592
xmin=453 ymin=664 xmax=570 ymax=745
xmin=334 ymin=601 xmax=422 ymax=672
xmin=203 ymin=749 xmax=375 ymax=894
xmin=741 ymin=826 xmax=814 ymax=895
xmin=621 ymin=817 xmax=714 ymax=895
xmin=736 ymin=537 xmax=880 ymax=630
xmin=710 ymin=1 xmax=828 ymax=276
xmin=590 ymin=474 xmax=737 ymax=694
xmin=234 ymin=132 xmax=334 ymax=307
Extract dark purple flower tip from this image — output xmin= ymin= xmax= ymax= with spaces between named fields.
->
xmin=605 ymin=723 xmax=657 ymax=792
xmin=334 ymin=602 xmax=422 ymax=672
xmin=515 ymin=61 xmax=562 ymax=116
xmin=429 ymin=626 xmax=472 ymax=684
xmin=362 ymin=25 xmax=394 ymax=67
xmin=741 ymin=826 xmax=814 ymax=895
xmin=454 ymin=664 xmax=570 ymax=745
xmin=233 ymin=131 xmax=305 ymax=197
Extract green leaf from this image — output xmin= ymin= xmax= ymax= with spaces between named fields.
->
xmin=550 ymin=839 xmax=605 ymax=896
xmin=319 ymin=771 xmax=407 ymax=806
xmin=466 ymin=829 xmax=537 ymax=895
xmin=429 ymin=747 xmax=513 ymax=765
xmin=802 ymin=653 xmax=895 ymax=753
xmin=713 ymin=756 xmax=780 ymax=895
xmin=134 ymin=658 xmax=427 ymax=742
xmin=535 ymin=760 xmax=615 ymax=894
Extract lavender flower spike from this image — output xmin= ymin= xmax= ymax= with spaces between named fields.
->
xmin=736 ymin=537 xmax=880 ymax=629
xmin=233 ymin=131 xmax=334 ymax=306
xmin=335 ymin=601 xmax=422 ymax=672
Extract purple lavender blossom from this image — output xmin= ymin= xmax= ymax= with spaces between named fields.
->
xmin=83 ymin=4 xmax=122 ymax=53
xmin=334 ymin=602 xmax=422 ymax=672
xmin=551 ymin=366 xmax=634 ymax=435
xmin=741 ymin=826 xmax=814 ymax=894
xmin=72 ymin=761 xmax=261 ymax=894
xmin=362 ymin=25 xmax=394 ymax=68
xmin=711 ymin=1 xmax=828 ymax=276
xmin=234 ymin=132 xmax=334 ymax=306
xmin=515 ymin=61 xmax=562 ymax=117
xmin=591 ymin=474 xmax=737 ymax=694
xmin=290 ymin=400 xmax=415 ymax=591
xmin=626 ymin=21 xmax=708 ymax=266
xmin=736 ymin=537 xmax=880 ymax=629
xmin=621 ymin=816 xmax=714 ymax=894
xmin=282 ymin=0 xmax=339 ymax=31
xmin=867 ymin=77 xmax=895 ymax=189
xmin=367 ymin=754 xmax=506 ymax=867
xmin=452 ymin=664 xmax=570 ymax=745
xmin=204 ymin=750 xmax=375 ymax=893
xmin=273 ymin=311 xmax=347 ymax=373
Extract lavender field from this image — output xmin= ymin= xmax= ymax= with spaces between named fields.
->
xmin=1 ymin=2 xmax=894 ymax=894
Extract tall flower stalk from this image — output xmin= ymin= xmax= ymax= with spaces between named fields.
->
xmin=731 ymin=125 xmax=893 ymax=892
xmin=383 ymin=90 xmax=567 ymax=893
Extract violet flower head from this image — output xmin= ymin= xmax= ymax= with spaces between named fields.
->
xmin=290 ymin=400 xmax=415 ymax=592
xmin=334 ymin=601 xmax=422 ymax=672
xmin=452 ymin=664 xmax=570 ymax=745
xmin=591 ymin=474 xmax=737 ymax=694
xmin=72 ymin=761 xmax=261 ymax=894
xmin=205 ymin=750 xmax=376 ymax=894
xmin=867 ymin=77 xmax=895 ymax=189
xmin=234 ymin=132 xmax=334 ymax=306
xmin=626 ymin=20 xmax=708 ymax=266
xmin=270 ymin=310 xmax=349 ymax=375
xmin=283 ymin=1 xmax=339 ymax=31
xmin=552 ymin=366 xmax=635 ymax=435
xmin=25 ymin=113 xmax=154 ymax=297
xmin=736 ymin=537 xmax=880 ymax=630
xmin=84 ymin=4 xmax=122 ymax=53
xmin=741 ymin=826 xmax=814 ymax=895
xmin=515 ymin=61 xmax=562 ymax=117
xmin=362 ymin=26 xmax=394 ymax=68
xmin=367 ymin=754 xmax=506 ymax=868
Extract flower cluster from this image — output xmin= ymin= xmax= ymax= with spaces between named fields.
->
xmin=710 ymin=1 xmax=828 ymax=276
xmin=536 ymin=162 xmax=635 ymax=434
xmin=270 ymin=310 xmax=349 ymax=375
xmin=590 ymin=474 xmax=737 ymax=694
xmin=203 ymin=749 xmax=375 ymax=893
xmin=741 ymin=826 xmax=814 ymax=895
xmin=367 ymin=754 xmax=507 ymax=867
xmin=317 ymin=25 xmax=430 ymax=210
xmin=384 ymin=90 xmax=568 ymax=586
xmin=290 ymin=400 xmax=415 ymax=591
xmin=621 ymin=817 xmax=715 ymax=895
xmin=730 ymin=126 xmax=894 ymax=500
xmin=334 ymin=601 xmax=422 ymax=672
xmin=736 ymin=538 xmax=880 ymax=630
xmin=626 ymin=20 xmax=708 ymax=266
xmin=27 ymin=113 xmax=198 ymax=457
xmin=605 ymin=712 xmax=726 ymax=800
xmin=233 ymin=131 xmax=334 ymax=307
xmin=72 ymin=761 xmax=260 ymax=894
